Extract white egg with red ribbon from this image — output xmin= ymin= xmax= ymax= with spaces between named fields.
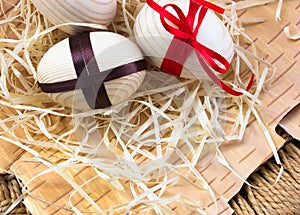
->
xmin=134 ymin=0 xmax=254 ymax=95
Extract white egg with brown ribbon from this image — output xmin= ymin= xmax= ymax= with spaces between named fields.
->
xmin=31 ymin=0 xmax=117 ymax=34
xmin=37 ymin=31 xmax=147 ymax=110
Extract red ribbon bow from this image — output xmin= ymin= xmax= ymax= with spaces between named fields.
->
xmin=146 ymin=0 xmax=254 ymax=96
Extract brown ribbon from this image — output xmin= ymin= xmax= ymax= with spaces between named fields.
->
xmin=38 ymin=32 xmax=147 ymax=109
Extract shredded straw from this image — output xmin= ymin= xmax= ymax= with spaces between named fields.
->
xmin=284 ymin=24 xmax=300 ymax=40
xmin=0 ymin=0 xmax=288 ymax=214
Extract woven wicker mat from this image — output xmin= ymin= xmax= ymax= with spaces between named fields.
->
xmin=0 ymin=174 xmax=28 ymax=214
xmin=1 ymin=138 xmax=299 ymax=215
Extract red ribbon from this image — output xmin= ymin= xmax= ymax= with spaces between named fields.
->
xmin=146 ymin=0 xmax=254 ymax=96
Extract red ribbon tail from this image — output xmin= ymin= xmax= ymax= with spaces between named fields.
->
xmin=195 ymin=51 xmax=243 ymax=96
xmin=246 ymin=74 xmax=255 ymax=91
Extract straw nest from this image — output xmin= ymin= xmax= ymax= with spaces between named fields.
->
xmin=0 ymin=0 xmax=289 ymax=214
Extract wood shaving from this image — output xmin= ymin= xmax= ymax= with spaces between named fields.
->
xmin=284 ymin=24 xmax=300 ymax=40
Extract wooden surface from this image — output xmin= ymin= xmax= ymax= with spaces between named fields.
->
xmin=1 ymin=0 xmax=300 ymax=214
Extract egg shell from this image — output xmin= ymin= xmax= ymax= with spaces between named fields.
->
xmin=133 ymin=0 xmax=234 ymax=80
xmin=31 ymin=0 xmax=117 ymax=34
xmin=37 ymin=31 xmax=146 ymax=110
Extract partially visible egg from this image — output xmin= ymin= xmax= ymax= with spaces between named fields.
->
xmin=134 ymin=0 xmax=234 ymax=80
xmin=37 ymin=31 xmax=146 ymax=110
xmin=31 ymin=0 xmax=117 ymax=34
